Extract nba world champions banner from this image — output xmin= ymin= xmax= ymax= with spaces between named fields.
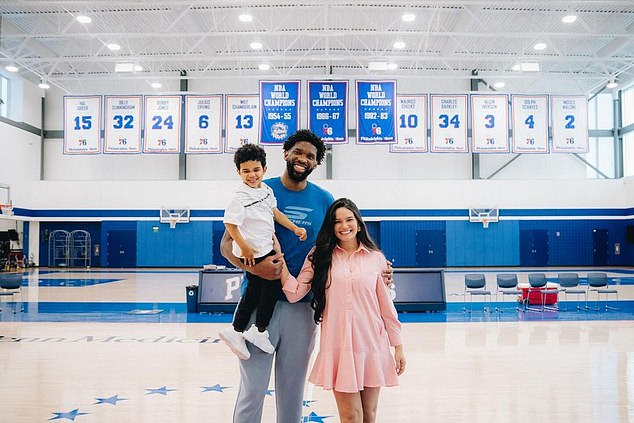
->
xmin=184 ymin=95 xmax=223 ymax=154
xmin=259 ymin=81 xmax=300 ymax=144
xmin=391 ymin=94 xmax=428 ymax=153
xmin=63 ymin=95 xmax=102 ymax=154
xmin=225 ymin=95 xmax=260 ymax=152
xmin=356 ymin=80 xmax=396 ymax=144
xmin=550 ymin=95 xmax=589 ymax=153
xmin=470 ymin=94 xmax=509 ymax=153
xmin=308 ymin=81 xmax=348 ymax=144
xmin=104 ymin=95 xmax=142 ymax=154
xmin=511 ymin=95 xmax=549 ymax=153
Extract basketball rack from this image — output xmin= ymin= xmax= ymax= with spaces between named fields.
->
xmin=469 ymin=208 xmax=499 ymax=229
xmin=160 ymin=208 xmax=190 ymax=229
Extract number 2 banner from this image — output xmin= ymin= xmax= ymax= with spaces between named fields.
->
xmin=185 ymin=95 xmax=222 ymax=154
xmin=308 ymin=81 xmax=348 ymax=144
xmin=63 ymin=95 xmax=102 ymax=155
xmin=143 ymin=96 xmax=182 ymax=154
xmin=471 ymin=94 xmax=509 ymax=153
xmin=260 ymin=81 xmax=300 ymax=144
xmin=430 ymin=94 xmax=468 ymax=153
xmin=511 ymin=95 xmax=548 ymax=153
xmin=104 ymin=95 xmax=142 ymax=154
xmin=225 ymin=95 xmax=260 ymax=152
xmin=391 ymin=94 xmax=428 ymax=153
xmin=551 ymin=95 xmax=588 ymax=153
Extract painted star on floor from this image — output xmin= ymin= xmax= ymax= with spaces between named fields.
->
xmin=302 ymin=411 xmax=333 ymax=422
xmin=49 ymin=408 xmax=89 ymax=421
xmin=201 ymin=384 xmax=230 ymax=392
xmin=94 ymin=395 xmax=128 ymax=405
xmin=145 ymin=386 xmax=177 ymax=395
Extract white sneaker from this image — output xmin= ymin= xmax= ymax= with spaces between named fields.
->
xmin=218 ymin=327 xmax=250 ymax=360
xmin=243 ymin=325 xmax=275 ymax=354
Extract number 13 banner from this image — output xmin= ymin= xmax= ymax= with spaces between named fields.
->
xmin=143 ymin=96 xmax=182 ymax=154
xmin=471 ymin=94 xmax=509 ymax=153
xmin=185 ymin=95 xmax=222 ymax=154
xmin=551 ymin=95 xmax=588 ymax=153
xmin=430 ymin=94 xmax=468 ymax=152
xmin=356 ymin=80 xmax=396 ymax=144
xmin=225 ymin=95 xmax=260 ymax=152
xmin=63 ymin=95 xmax=102 ymax=155
xmin=391 ymin=94 xmax=428 ymax=153
xmin=104 ymin=95 xmax=142 ymax=154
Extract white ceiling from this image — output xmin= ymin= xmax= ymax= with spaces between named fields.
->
xmin=0 ymin=1 xmax=632 ymax=94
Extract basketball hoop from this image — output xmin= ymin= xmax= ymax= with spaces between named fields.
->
xmin=169 ymin=216 xmax=178 ymax=229
xmin=0 ymin=203 xmax=14 ymax=216
xmin=482 ymin=218 xmax=489 ymax=229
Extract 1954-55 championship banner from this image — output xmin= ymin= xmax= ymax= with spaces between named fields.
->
xmin=259 ymin=81 xmax=300 ymax=144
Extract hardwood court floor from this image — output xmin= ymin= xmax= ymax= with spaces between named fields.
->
xmin=1 ymin=268 xmax=633 ymax=422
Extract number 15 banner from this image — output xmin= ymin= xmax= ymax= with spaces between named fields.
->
xmin=143 ymin=96 xmax=182 ymax=154
xmin=63 ymin=95 xmax=102 ymax=155
xmin=471 ymin=94 xmax=509 ymax=153
xmin=551 ymin=95 xmax=588 ymax=153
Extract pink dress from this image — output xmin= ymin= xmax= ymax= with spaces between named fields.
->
xmin=283 ymin=244 xmax=402 ymax=393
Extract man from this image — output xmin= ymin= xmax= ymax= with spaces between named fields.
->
xmin=221 ymin=129 xmax=333 ymax=423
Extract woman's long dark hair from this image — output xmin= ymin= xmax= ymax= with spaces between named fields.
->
xmin=308 ymin=198 xmax=379 ymax=324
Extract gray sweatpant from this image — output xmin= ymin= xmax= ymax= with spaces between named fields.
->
xmin=233 ymin=300 xmax=317 ymax=423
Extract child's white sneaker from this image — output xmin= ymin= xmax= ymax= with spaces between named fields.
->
xmin=218 ymin=327 xmax=250 ymax=360
xmin=243 ymin=324 xmax=275 ymax=354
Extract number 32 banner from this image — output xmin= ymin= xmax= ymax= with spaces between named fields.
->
xmin=260 ymin=81 xmax=300 ymax=144
xmin=356 ymin=80 xmax=396 ymax=144
xmin=471 ymin=94 xmax=509 ymax=153
xmin=63 ymin=95 xmax=102 ymax=155
xmin=104 ymin=95 xmax=142 ymax=154
xmin=430 ymin=94 xmax=468 ymax=152
xmin=550 ymin=95 xmax=588 ymax=153
xmin=185 ymin=95 xmax=222 ymax=154
xmin=143 ymin=96 xmax=182 ymax=154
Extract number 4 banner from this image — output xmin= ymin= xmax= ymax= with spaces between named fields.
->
xmin=430 ymin=94 xmax=468 ymax=153
xmin=551 ymin=95 xmax=588 ymax=153
xmin=225 ymin=95 xmax=260 ymax=152
xmin=511 ymin=95 xmax=548 ymax=153
xmin=471 ymin=94 xmax=509 ymax=153
xmin=185 ymin=95 xmax=222 ymax=154
xmin=104 ymin=95 xmax=142 ymax=154
xmin=143 ymin=96 xmax=182 ymax=154
xmin=63 ymin=95 xmax=102 ymax=155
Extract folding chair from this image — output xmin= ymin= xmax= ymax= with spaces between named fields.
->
xmin=463 ymin=273 xmax=491 ymax=313
xmin=586 ymin=272 xmax=618 ymax=311
xmin=495 ymin=273 xmax=522 ymax=312
xmin=557 ymin=273 xmax=586 ymax=311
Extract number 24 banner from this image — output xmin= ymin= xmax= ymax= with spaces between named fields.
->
xmin=63 ymin=95 xmax=102 ymax=155
xmin=143 ymin=96 xmax=181 ymax=154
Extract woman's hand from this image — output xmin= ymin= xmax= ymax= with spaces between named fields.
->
xmin=394 ymin=345 xmax=406 ymax=375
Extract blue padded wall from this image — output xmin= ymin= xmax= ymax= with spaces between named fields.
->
xmin=446 ymin=220 xmax=519 ymax=266
xmin=137 ymin=221 xmax=212 ymax=267
xmin=380 ymin=220 xmax=446 ymax=267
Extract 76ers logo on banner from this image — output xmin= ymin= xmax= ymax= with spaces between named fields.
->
xmin=271 ymin=122 xmax=288 ymax=140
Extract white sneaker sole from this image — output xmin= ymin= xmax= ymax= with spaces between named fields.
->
xmin=218 ymin=332 xmax=250 ymax=360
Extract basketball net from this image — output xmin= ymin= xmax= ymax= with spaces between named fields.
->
xmin=482 ymin=218 xmax=489 ymax=229
xmin=0 ymin=203 xmax=14 ymax=216
xmin=169 ymin=216 xmax=178 ymax=229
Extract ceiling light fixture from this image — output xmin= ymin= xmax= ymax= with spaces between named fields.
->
xmin=250 ymin=41 xmax=263 ymax=50
xmin=493 ymin=81 xmax=505 ymax=89
xmin=387 ymin=63 xmax=398 ymax=70
xmin=150 ymin=82 xmax=162 ymax=89
xmin=238 ymin=13 xmax=253 ymax=22
xmin=38 ymin=81 xmax=50 ymax=89
xmin=606 ymin=79 xmax=618 ymax=89
xmin=5 ymin=65 xmax=19 ymax=73
xmin=533 ymin=42 xmax=547 ymax=51
xmin=76 ymin=15 xmax=92 ymax=24
xmin=393 ymin=41 xmax=406 ymax=49
xmin=106 ymin=43 xmax=121 ymax=51
xmin=520 ymin=62 xmax=540 ymax=72
xmin=114 ymin=63 xmax=135 ymax=73
xmin=258 ymin=63 xmax=270 ymax=70
xmin=562 ymin=14 xmax=577 ymax=23
xmin=402 ymin=13 xmax=416 ymax=22
xmin=133 ymin=65 xmax=143 ymax=72
xmin=368 ymin=61 xmax=388 ymax=71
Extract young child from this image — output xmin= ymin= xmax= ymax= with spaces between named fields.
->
xmin=219 ymin=143 xmax=307 ymax=360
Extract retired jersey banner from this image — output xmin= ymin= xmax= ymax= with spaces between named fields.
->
xmin=471 ymin=94 xmax=509 ymax=153
xmin=430 ymin=94 xmax=468 ymax=153
xmin=308 ymin=81 xmax=348 ymax=144
xmin=391 ymin=94 xmax=428 ymax=153
xmin=104 ymin=95 xmax=142 ymax=154
xmin=143 ymin=96 xmax=182 ymax=154
xmin=259 ymin=81 xmax=300 ymax=144
xmin=511 ymin=95 xmax=549 ymax=153
xmin=63 ymin=95 xmax=102 ymax=154
xmin=551 ymin=95 xmax=589 ymax=153
xmin=225 ymin=95 xmax=260 ymax=152
xmin=185 ymin=95 xmax=222 ymax=154
xmin=356 ymin=80 xmax=396 ymax=144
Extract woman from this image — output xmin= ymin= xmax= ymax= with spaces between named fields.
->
xmin=281 ymin=198 xmax=406 ymax=423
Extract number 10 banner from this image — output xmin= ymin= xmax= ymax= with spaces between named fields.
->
xmin=63 ymin=95 xmax=102 ymax=155
xmin=185 ymin=95 xmax=222 ymax=154
xmin=391 ymin=94 xmax=428 ymax=153
xmin=550 ymin=95 xmax=588 ymax=153
xmin=143 ymin=96 xmax=182 ymax=154
xmin=471 ymin=94 xmax=509 ymax=153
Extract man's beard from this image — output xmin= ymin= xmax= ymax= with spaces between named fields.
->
xmin=286 ymin=160 xmax=314 ymax=182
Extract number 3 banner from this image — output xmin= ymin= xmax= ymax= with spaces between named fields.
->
xmin=391 ymin=94 xmax=427 ymax=153
xmin=511 ymin=95 xmax=548 ymax=153
xmin=471 ymin=94 xmax=509 ymax=153
xmin=104 ymin=95 xmax=142 ymax=154
xmin=63 ymin=95 xmax=102 ymax=155
xmin=143 ymin=96 xmax=182 ymax=154
xmin=225 ymin=95 xmax=260 ymax=152
xmin=551 ymin=95 xmax=588 ymax=153
xmin=430 ymin=94 xmax=468 ymax=153
xmin=185 ymin=95 xmax=222 ymax=154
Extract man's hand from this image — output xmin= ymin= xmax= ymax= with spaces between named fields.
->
xmin=249 ymin=252 xmax=284 ymax=280
xmin=382 ymin=260 xmax=394 ymax=287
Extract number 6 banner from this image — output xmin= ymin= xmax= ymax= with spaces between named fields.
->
xmin=143 ymin=96 xmax=182 ymax=154
xmin=551 ymin=95 xmax=588 ymax=153
xmin=104 ymin=95 xmax=142 ymax=154
xmin=63 ymin=95 xmax=102 ymax=155
xmin=471 ymin=94 xmax=509 ymax=153
xmin=430 ymin=94 xmax=468 ymax=153
xmin=185 ymin=95 xmax=222 ymax=154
